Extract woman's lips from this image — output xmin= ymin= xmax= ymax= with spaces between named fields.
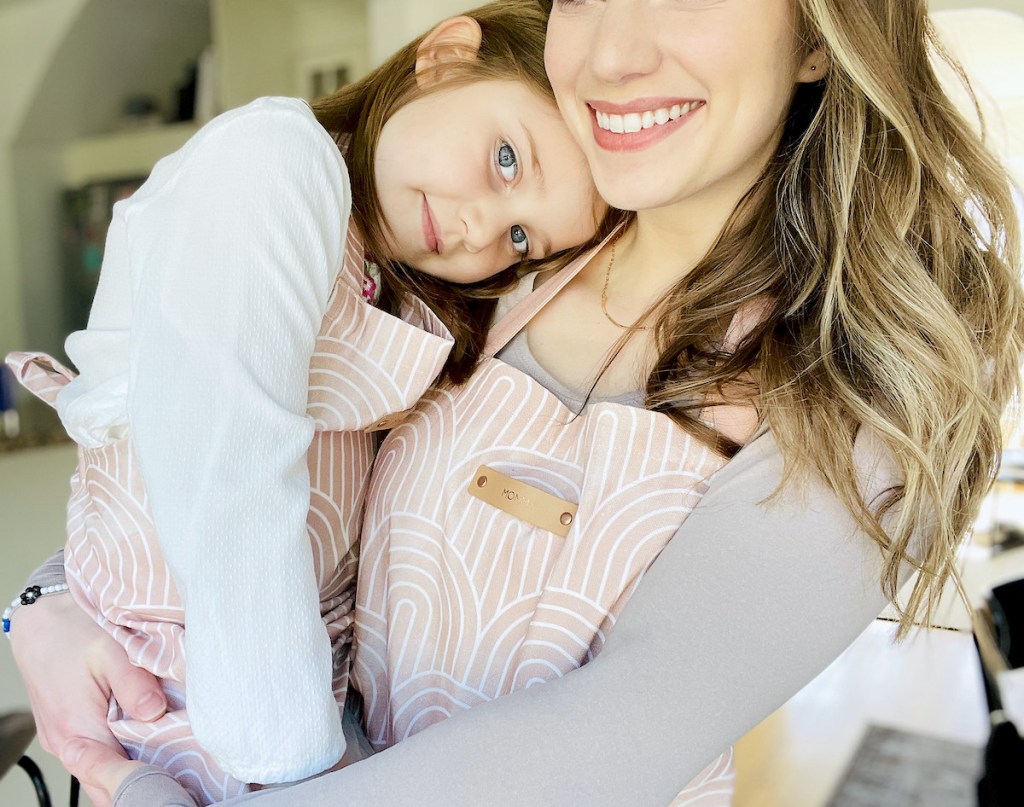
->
xmin=588 ymin=98 xmax=705 ymax=153
xmin=421 ymin=195 xmax=443 ymax=254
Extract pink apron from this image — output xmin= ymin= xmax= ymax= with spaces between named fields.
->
xmin=353 ymin=235 xmax=758 ymax=806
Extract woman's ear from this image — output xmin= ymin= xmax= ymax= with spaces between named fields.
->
xmin=796 ymin=48 xmax=828 ymax=83
xmin=415 ymin=16 xmax=484 ymax=88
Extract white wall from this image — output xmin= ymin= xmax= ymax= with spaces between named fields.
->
xmin=0 ymin=0 xmax=84 ymax=364
xmin=369 ymin=0 xmax=478 ymax=67
xmin=1 ymin=0 xmax=209 ymax=362
xmin=931 ymin=7 xmax=1024 ymax=188
xmin=215 ymin=0 xmax=367 ymax=111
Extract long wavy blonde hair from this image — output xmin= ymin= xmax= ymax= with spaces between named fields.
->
xmin=769 ymin=0 xmax=1023 ymax=635
xmin=545 ymin=0 xmax=1024 ymax=635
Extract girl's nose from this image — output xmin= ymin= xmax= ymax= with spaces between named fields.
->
xmin=587 ymin=1 xmax=661 ymax=84
xmin=459 ymin=200 xmax=505 ymax=256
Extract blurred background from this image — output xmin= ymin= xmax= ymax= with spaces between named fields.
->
xmin=1 ymin=1 xmax=1023 ymax=806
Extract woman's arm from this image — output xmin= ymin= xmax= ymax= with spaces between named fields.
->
xmin=12 ymin=551 xmax=167 ymax=748
xmin=9 ymin=557 xmax=165 ymax=807
xmin=107 ymin=426 xmax=906 ymax=806
xmin=19 ymin=548 xmax=66 ymax=591
xmin=9 ymin=590 xmax=165 ymax=743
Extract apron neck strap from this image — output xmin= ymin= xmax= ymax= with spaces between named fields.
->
xmin=484 ymin=226 xmax=622 ymax=358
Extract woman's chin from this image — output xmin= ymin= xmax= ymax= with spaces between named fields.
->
xmin=589 ymin=181 xmax=684 ymax=215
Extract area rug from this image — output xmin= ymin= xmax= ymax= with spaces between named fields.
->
xmin=825 ymin=725 xmax=983 ymax=807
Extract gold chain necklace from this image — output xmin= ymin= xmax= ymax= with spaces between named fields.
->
xmin=600 ymin=233 xmax=652 ymax=330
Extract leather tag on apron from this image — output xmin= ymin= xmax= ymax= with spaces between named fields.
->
xmin=467 ymin=465 xmax=578 ymax=538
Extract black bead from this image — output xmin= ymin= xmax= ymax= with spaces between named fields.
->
xmin=21 ymin=586 xmax=42 ymax=605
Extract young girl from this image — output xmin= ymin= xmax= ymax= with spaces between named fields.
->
xmin=4 ymin=2 xmax=602 ymax=804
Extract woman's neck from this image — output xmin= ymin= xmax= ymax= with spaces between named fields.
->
xmin=620 ymin=154 xmax=774 ymax=291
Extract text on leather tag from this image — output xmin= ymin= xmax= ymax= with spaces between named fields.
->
xmin=467 ymin=465 xmax=578 ymax=538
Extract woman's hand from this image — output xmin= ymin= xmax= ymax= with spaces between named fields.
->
xmin=61 ymin=738 xmax=147 ymax=805
xmin=9 ymin=593 xmax=166 ymax=806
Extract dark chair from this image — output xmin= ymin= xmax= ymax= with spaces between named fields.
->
xmin=1 ymin=711 xmax=51 ymax=806
xmin=973 ymin=577 xmax=1024 ymax=807
xmin=0 ymin=711 xmax=80 ymax=807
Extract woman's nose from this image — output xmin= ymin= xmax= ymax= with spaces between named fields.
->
xmin=587 ymin=1 xmax=661 ymax=84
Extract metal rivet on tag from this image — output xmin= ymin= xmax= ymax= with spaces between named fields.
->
xmin=477 ymin=476 xmax=488 ymax=488
xmin=560 ymin=512 xmax=573 ymax=526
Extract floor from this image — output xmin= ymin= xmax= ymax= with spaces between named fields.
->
xmin=733 ymin=621 xmax=989 ymax=806
xmin=0 ymin=443 xmax=1020 ymax=807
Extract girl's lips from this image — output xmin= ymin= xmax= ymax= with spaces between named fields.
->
xmin=421 ymin=195 xmax=443 ymax=254
xmin=588 ymin=100 xmax=705 ymax=153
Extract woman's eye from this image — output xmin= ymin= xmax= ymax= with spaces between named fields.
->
xmin=497 ymin=142 xmax=518 ymax=182
xmin=510 ymin=224 xmax=529 ymax=256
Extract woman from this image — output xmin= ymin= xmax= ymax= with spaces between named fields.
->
xmin=11 ymin=0 xmax=1023 ymax=805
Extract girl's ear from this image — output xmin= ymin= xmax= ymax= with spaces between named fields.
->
xmin=796 ymin=47 xmax=828 ymax=83
xmin=415 ymin=16 xmax=484 ymax=87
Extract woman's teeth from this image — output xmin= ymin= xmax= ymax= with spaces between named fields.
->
xmin=594 ymin=101 xmax=702 ymax=134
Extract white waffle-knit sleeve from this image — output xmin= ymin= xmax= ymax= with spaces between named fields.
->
xmin=124 ymin=98 xmax=350 ymax=783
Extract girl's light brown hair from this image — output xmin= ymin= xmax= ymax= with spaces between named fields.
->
xmin=543 ymin=0 xmax=1024 ymax=636
xmin=311 ymin=0 xmax=614 ymax=384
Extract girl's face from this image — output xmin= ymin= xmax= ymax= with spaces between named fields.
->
xmin=374 ymin=79 xmax=606 ymax=284
xmin=545 ymin=0 xmax=820 ymax=214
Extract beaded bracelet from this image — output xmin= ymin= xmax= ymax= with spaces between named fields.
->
xmin=2 ymin=583 xmax=70 ymax=634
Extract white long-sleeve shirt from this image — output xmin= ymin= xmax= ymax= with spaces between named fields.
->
xmin=58 ymin=97 xmax=353 ymax=783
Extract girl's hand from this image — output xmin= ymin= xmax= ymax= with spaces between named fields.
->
xmin=9 ymin=593 xmax=167 ymax=806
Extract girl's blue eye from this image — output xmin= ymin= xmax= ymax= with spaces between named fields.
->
xmin=511 ymin=224 xmax=529 ymax=256
xmin=497 ymin=142 xmax=518 ymax=182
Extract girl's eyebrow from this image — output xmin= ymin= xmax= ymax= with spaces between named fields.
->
xmin=524 ymin=127 xmax=547 ymax=193
xmin=521 ymin=124 xmax=552 ymax=257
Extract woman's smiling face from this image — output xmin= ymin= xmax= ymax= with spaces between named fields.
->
xmin=373 ymin=79 xmax=605 ymax=284
xmin=544 ymin=0 xmax=820 ymax=214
